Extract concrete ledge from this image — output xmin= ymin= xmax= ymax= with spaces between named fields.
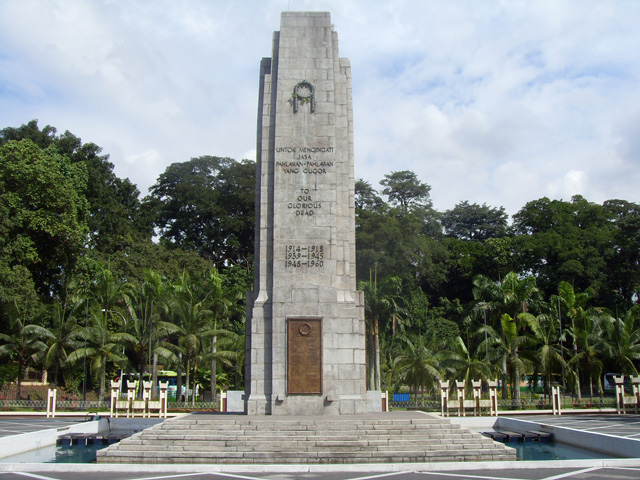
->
xmin=0 ymin=419 xmax=104 ymax=458
xmin=2 ymin=457 xmax=640 ymax=474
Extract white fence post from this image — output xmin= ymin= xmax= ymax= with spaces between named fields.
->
xmin=142 ymin=381 xmax=152 ymax=418
xmin=159 ymin=381 xmax=168 ymax=418
xmin=631 ymin=376 xmax=640 ymax=414
xmin=472 ymin=380 xmax=482 ymax=416
xmin=46 ymin=388 xmax=56 ymax=418
xmin=615 ymin=375 xmax=625 ymax=414
xmin=440 ymin=381 xmax=449 ymax=417
xmin=552 ymin=385 xmax=562 ymax=415
xmin=489 ymin=380 xmax=498 ymax=416
xmin=126 ymin=380 xmax=137 ymax=418
xmin=456 ymin=380 xmax=465 ymax=417
xmin=110 ymin=380 xmax=121 ymax=417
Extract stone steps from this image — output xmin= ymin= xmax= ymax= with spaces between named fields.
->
xmin=97 ymin=412 xmax=516 ymax=464
xmin=121 ymin=438 xmax=493 ymax=448
xmin=138 ymin=429 xmax=469 ymax=439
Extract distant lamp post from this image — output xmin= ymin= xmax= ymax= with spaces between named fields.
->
xmin=483 ymin=305 xmax=489 ymax=364
xmin=83 ymin=298 xmax=88 ymax=402
xmin=102 ymin=309 xmax=127 ymax=393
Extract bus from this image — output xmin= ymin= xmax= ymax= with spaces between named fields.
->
xmin=603 ymin=373 xmax=629 ymax=394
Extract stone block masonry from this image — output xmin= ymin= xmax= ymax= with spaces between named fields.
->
xmin=245 ymin=12 xmax=366 ymax=415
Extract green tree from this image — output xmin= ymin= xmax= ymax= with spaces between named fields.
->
xmin=39 ymin=298 xmax=82 ymax=386
xmin=556 ymin=281 xmax=607 ymax=399
xmin=355 ymin=179 xmax=385 ymax=211
xmin=567 ymin=313 xmax=606 ymax=400
xmin=472 ymin=272 xmax=541 ymax=400
xmin=393 ymin=334 xmax=444 ymax=406
xmin=512 ymin=195 xmax=614 ymax=304
xmin=478 ymin=313 xmax=533 ymax=401
xmin=145 ymin=156 xmax=255 ymax=271
xmin=445 ymin=336 xmax=491 ymax=394
xmin=1 ymin=120 xmax=150 ymax=254
xmin=0 ymin=301 xmax=49 ymax=399
xmin=124 ymin=270 xmax=180 ymax=397
xmin=67 ymin=308 xmax=135 ymax=402
xmin=0 ymin=138 xmax=88 ymax=299
xmin=442 ymin=201 xmax=508 ymax=241
xmin=360 ymin=276 xmax=406 ymax=390
xmin=602 ymin=306 xmax=640 ymax=376
xmin=380 ymin=170 xmax=432 ymax=211
xmin=201 ymin=267 xmax=234 ymax=402
xmin=519 ymin=311 xmax=568 ymax=397
xmin=171 ymin=271 xmax=215 ymax=402
xmin=603 ymin=200 xmax=640 ymax=310
xmin=472 ymin=272 xmax=541 ymax=323
xmin=65 ymin=265 xmax=134 ymax=401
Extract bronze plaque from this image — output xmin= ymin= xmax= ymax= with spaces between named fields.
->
xmin=287 ymin=317 xmax=322 ymax=394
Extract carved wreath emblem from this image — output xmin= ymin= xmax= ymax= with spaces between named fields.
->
xmin=297 ymin=323 xmax=312 ymax=337
xmin=292 ymin=80 xmax=315 ymax=113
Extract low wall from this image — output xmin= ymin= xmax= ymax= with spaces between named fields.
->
xmin=445 ymin=415 xmax=498 ymax=432
xmin=226 ymin=391 xmax=244 ymax=413
xmin=367 ymin=391 xmax=382 ymax=413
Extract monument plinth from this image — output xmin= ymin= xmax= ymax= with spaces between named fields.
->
xmin=245 ymin=12 xmax=367 ymax=415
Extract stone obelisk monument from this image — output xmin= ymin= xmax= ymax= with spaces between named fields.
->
xmin=245 ymin=12 xmax=366 ymax=415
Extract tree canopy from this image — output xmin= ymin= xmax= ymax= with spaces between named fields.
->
xmin=145 ymin=156 xmax=255 ymax=271
xmin=1 ymin=119 xmax=638 ymax=404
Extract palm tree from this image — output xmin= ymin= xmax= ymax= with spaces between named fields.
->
xmin=0 ymin=301 xmax=49 ymax=400
xmin=89 ymin=266 xmax=134 ymax=314
xmin=393 ymin=334 xmax=445 ymax=406
xmin=67 ymin=308 xmax=135 ymax=402
xmin=520 ymin=311 xmax=568 ymax=397
xmin=602 ymin=305 xmax=640 ymax=376
xmin=360 ymin=275 xmax=406 ymax=390
xmin=567 ymin=311 xmax=607 ymax=400
xmin=221 ymin=330 xmax=246 ymax=390
xmin=204 ymin=268 xmax=234 ymax=402
xmin=477 ymin=314 xmax=533 ymax=401
xmin=171 ymin=271 xmax=214 ymax=403
xmin=39 ymin=298 xmax=82 ymax=386
xmin=445 ymin=336 xmax=491 ymax=394
xmin=186 ymin=327 xmax=241 ymax=405
xmin=140 ymin=270 xmax=176 ymax=397
xmin=125 ymin=270 xmax=180 ymax=397
xmin=472 ymin=272 xmax=541 ymax=400
xmin=557 ymin=281 xmax=607 ymax=399
xmin=473 ymin=272 xmax=541 ymax=324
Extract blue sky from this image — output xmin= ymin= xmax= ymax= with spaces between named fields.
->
xmin=1 ymin=0 xmax=639 ymax=217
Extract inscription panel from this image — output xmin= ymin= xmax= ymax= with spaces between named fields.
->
xmin=287 ymin=317 xmax=322 ymax=394
xmin=284 ymin=245 xmax=325 ymax=268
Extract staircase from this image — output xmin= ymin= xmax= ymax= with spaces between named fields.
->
xmin=97 ymin=412 xmax=515 ymax=464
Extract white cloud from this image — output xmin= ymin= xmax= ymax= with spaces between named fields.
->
xmin=1 ymin=0 xmax=639 ymax=219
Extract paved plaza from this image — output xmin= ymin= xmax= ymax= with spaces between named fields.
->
xmin=0 ymin=413 xmax=639 ymax=479
xmin=509 ymin=414 xmax=640 ymax=440
xmin=0 ymin=416 xmax=87 ymax=439
xmin=1 ymin=465 xmax=640 ymax=480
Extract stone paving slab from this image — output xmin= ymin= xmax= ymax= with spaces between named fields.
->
xmin=3 ymin=463 xmax=640 ymax=480
xmin=0 ymin=416 xmax=87 ymax=438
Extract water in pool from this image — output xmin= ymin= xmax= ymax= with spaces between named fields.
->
xmin=0 ymin=443 xmax=108 ymax=463
xmin=1 ymin=439 xmax=618 ymax=463
xmin=505 ymin=440 xmax=617 ymax=461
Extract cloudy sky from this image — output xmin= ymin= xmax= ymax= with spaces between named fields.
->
xmin=1 ymin=0 xmax=639 ymax=217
